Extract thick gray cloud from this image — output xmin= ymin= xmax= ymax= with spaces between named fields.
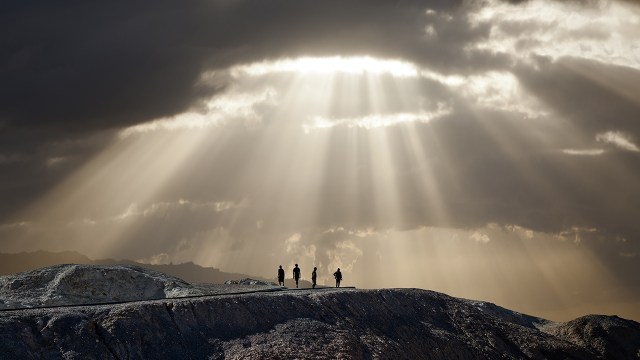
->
xmin=0 ymin=0 xmax=504 ymax=132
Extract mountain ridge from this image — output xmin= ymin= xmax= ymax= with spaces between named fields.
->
xmin=2 ymin=285 xmax=639 ymax=359
xmin=0 ymin=264 xmax=639 ymax=359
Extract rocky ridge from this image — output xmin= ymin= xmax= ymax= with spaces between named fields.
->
xmin=1 ymin=265 xmax=639 ymax=359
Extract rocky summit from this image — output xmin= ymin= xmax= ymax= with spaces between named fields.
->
xmin=0 ymin=266 xmax=639 ymax=359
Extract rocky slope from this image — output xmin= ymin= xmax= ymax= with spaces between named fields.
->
xmin=1 ymin=266 xmax=639 ymax=359
xmin=0 ymin=264 xmax=203 ymax=309
xmin=0 ymin=265 xmax=283 ymax=310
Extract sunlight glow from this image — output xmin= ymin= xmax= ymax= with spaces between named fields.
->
xmin=119 ymin=88 xmax=277 ymax=136
xmin=302 ymin=106 xmax=451 ymax=133
xmin=231 ymin=56 xmax=420 ymax=78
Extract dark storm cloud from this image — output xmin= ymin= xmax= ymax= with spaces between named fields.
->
xmin=1 ymin=1 xmax=217 ymax=131
xmin=0 ymin=0 xmax=506 ymax=133
xmin=515 ymin=57 xmax=640 ymax=136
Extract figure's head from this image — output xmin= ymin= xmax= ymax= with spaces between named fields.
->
xmin=314 ymin=267 xmax=317 ymax=270
xmin=279 ymin=265 xmax=282 ymax=269
xmin=337 ymin=268 xmax=340 ymax=271
xmin=295 ymin=264 xmax=298 ymax=267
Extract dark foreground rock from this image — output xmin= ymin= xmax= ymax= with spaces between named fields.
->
xmin=1 ymin=288 xmax=639 ymax=359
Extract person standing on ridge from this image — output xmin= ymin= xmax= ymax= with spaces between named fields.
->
xmin=277 ymin=265 xmax=285 ymax=286
xmin=333 ymin=268 xmax=342 ymax=288
xmin=312 ymin=267 xmax=317 ymax=289
xmin=293 ymin=264 xmax=301 ymax=288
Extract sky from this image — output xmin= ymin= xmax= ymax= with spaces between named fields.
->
xmin=1 ymin=0 xmax=640 ymax=321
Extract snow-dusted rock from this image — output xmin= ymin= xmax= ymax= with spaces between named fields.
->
xmin=224 ymin=278 xmax=277 ymax=286
xmin=0 ymin=264 xmax=201 ymax=309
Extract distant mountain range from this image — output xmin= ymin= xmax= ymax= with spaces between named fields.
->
xmin=0 ymin=250 xmax=312 ymax=288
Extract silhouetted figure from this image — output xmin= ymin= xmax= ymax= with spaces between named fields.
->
xmin=312 ymin=267 xmax=317 ymax=289
xmin=277 ymin=265 xmax=285 ymax=286
xmin=293 ymin=264 xmax=301 ymax=288
xmin=333 ymin=268 xmax=342 ymax=288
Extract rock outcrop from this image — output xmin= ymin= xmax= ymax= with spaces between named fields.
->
xmin=1 ymin=266 xmax=639 ymax=359
xmin=542 ymin=315 xmax=640 ymax=359
xmin=0 ymin=264 xmax=200 ymax=309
